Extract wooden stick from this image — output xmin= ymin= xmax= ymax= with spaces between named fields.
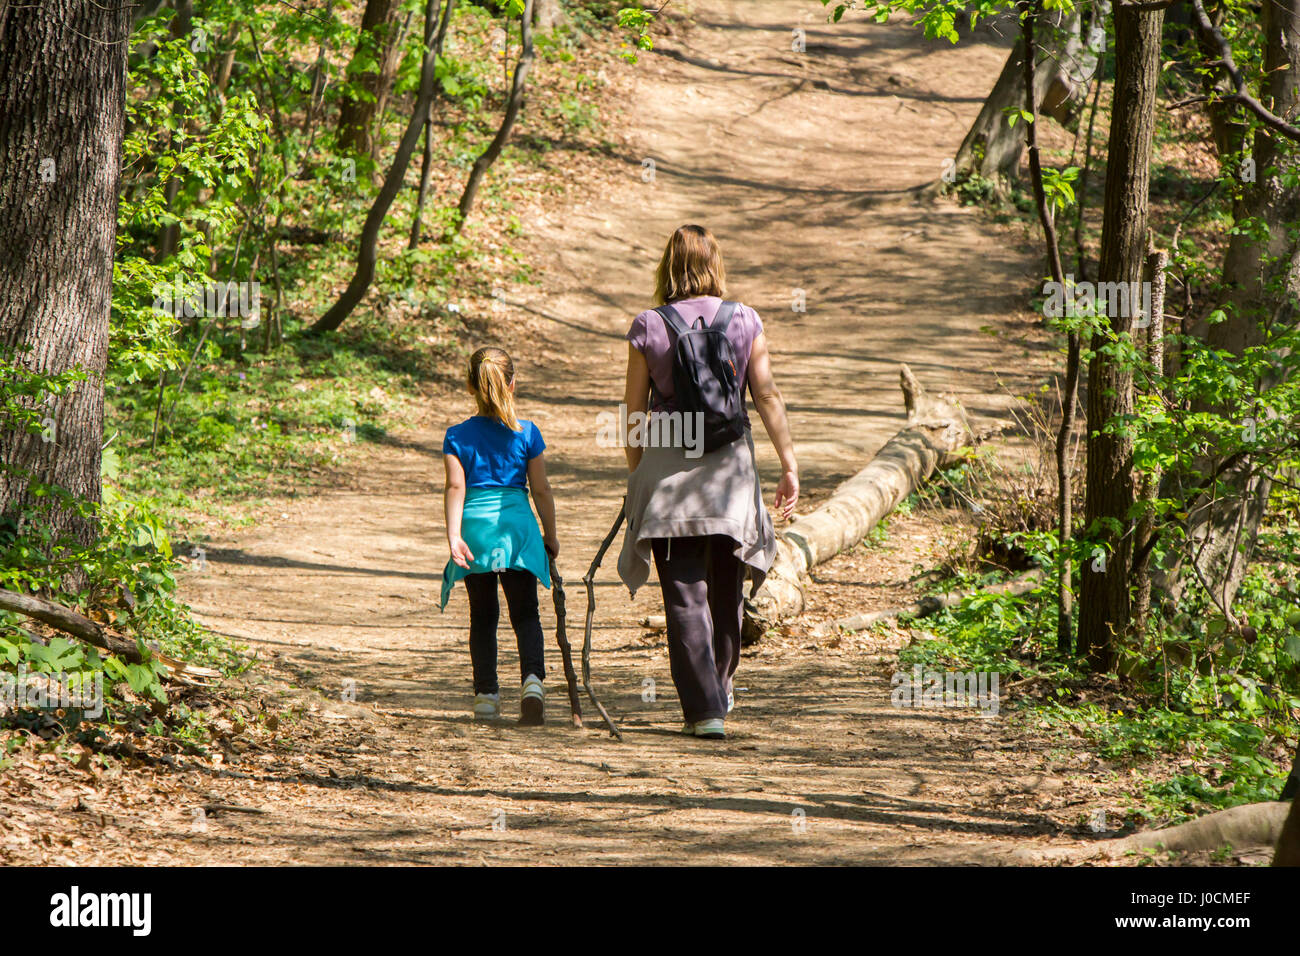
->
xmin=581 ymin=503 xmax=626 ymax=741
xmin=547 ymin=556 xmax=583 ymax=727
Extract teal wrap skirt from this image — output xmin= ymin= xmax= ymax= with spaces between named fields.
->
xmin=440 ymin=486 xmax=551 ymax=609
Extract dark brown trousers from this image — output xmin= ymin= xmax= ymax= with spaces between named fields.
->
xmin=651 ymin=535 xmax=744 ymax=723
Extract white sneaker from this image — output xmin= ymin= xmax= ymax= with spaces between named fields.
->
xmin=727 ymin=690 xmax=735 ymax=714
xmin=473 ymin=693 xmax=501 ymax=720
xmin=694 ymin=718 xmax=725 ymax=740
xmin=681 ymin=722 xmax=695 ymax=735
xmin=519 ymin=674 xmax=545 ymax=726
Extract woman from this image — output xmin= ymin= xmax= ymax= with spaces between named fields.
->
xmin=617 ymin=224 xmax=799 ymax=740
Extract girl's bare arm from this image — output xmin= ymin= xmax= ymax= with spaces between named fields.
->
xmin=444 ymin=453 xmax=474 ymax=568
xmin=527 ymin=453 xmax=560 ymax=557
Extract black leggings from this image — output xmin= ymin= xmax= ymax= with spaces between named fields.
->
xmin=464 ymin=570 xmax=546 ymax=695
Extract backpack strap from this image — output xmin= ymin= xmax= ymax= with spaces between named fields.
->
xmin=711 ymin=300 xmax=738 ymax=333
xmin=656 ymin=301 xmax=738 ymax=337
xmin=654 ymin=303 xmax=691 ymax=339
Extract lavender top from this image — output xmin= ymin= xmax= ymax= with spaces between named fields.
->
xmin=626 ymin=296 xmax=764 ymax=418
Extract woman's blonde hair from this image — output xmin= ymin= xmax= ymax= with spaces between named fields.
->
xmin=468 ymin=346 xmax=520 ymax=431
xmin=654 ymin=224 xmax=727 ymax=305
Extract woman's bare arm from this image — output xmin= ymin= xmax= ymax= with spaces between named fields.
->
xmin=748 ymin=331 xmax=799 ymax=520
xmin=623 ymin=343 xmax=651 ymax=473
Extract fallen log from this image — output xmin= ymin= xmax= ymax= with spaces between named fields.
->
xmin=743 ymin=365 xmax=972 ymax=643
xmin=0 ymin=588 xmax=219 ymax=681
xmin=828 ymin=569 xmax=1043 ymax=633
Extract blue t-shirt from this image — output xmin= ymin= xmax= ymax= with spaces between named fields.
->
xmin=442 ymin=416 xmax=545 ymax=489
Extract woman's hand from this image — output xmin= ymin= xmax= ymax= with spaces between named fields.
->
xmin=774 ymin=469 xmax=799 ymax=521
xmin=449 ymin=535 xmax=475 ymax=570
xmin=748 ymin=333 xmax=799 ymax=522
xmin=544 ymin=535 xmax=560 ymax=559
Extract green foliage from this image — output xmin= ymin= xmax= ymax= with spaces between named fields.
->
xmin=820 ymin=0 xmax=1064 ymax=43
xmin=900 ymin=563 xmax=1298 ymax=820
xmin=0 ymin=346 xmax=86 ymax=442
xmin=616 ymin=7 xmax=656 ymax=61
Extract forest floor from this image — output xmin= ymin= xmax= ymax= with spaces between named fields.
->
xmin=1 ymin=0 xmax=1240 ymax=866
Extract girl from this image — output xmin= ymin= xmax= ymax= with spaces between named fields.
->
xmin=440 ymin=346 xmax=559 ymax=725
xmin=617 ymin=224 xmax=799 ymax=740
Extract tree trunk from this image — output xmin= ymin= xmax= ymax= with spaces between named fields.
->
xmin=456 ymin=0 xmax=535 ymax=226
xmin=1154 ymin=0 xmax=1300 ymax=617
xmin=157 ymin=0 xmax=194 ymax=262
xmin=1021 ymin=1 xmax=1078 ymax=656
xmin=1076 ymin=2 xmax=1164 ymax=670
xmin=0 ymin=0 xmax=128 ymax=552
xmin=533 ymin=0 xmax=565 ymax=32
xmin=337 ymin=0 xmax=406 ymax=159
xmin=952 ymin=10 xmax=1096 ymax=187
xmin=1275 ymin=798 xmax=1300 ymax=865
xmin=1195 ymin=0 xmax=1248 ymax=159
xmin=410 ymin=0 xmax=458 ymax=249
xmin=1132 ymin=249 xmax=1167 ymax=635
xmin=311 ymin=0 xmax=447 ymax=334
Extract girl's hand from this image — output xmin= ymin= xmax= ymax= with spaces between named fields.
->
xmin=449 ymin=536 xmax=475 ymax=570
xmin=544 ymin=535 xmax=560 ymax=559
xmin=774 ymin=469 xmax=799 ymax=521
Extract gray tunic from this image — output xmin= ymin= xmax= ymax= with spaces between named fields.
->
xmin=617 ymin=428 xmax=777 ymax=597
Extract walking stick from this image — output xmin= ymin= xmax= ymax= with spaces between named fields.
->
xmin=581 ymin=501 xmax=626 ymax=741
xmin=547 ymin=555 xmax=583 ymax=727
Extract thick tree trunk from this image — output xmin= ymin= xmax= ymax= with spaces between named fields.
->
xmin=337 ymin=0 xmax=407 ymax=159
xmin=1014 ymin=800 xmax=1292 ymax=863
xmin=0 ymin=0 xmax=128 ymax=551
xmin=1154 ymin=0 xmax=1300 ymax=616
xmin=1275 ymin=798 xmax=1300 ymax=865
xmin=533 ymin=0 xmax=565 ymax=32
xmin=952 ymin=11 xmax=1096 ymax=187
xmin=742 ymin=366 xmax=971 ymax=642
xmin=1076 ymin=3 xmax=1164 ymax=669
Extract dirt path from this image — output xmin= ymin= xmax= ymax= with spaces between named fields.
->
xmin=162 ymin=2 xmax=1099 ymax=865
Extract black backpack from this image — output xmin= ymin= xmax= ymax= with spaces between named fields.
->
xmin=653 ymin=300 xmax=746 ymax=454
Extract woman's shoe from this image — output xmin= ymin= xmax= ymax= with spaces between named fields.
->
xmin=473 ymin=693 xmax=501 ymax=720
xmin=519 ymin=674 xmax=545 ymax=726
xmin=694 ymin=718 xmax=725 ymax=740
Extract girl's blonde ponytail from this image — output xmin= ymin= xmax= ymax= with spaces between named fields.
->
xmin=468 ymin=347 xmax=521 ymax=432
